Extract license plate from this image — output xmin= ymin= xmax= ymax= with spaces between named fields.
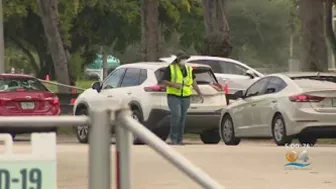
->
xmin=332 ymin=98 xmax=336 ymax=107
xmin=321 ymin=98 xmax=336 ymax=107
xmin=20 ymin=102 xmax=35 ymax=110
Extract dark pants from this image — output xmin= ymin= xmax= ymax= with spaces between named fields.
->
xmin=167 ymin=95 xmax=191 ymax=144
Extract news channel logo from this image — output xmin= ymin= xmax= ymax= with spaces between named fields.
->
xmin=284 ymin=143 xmax=311 ymax=170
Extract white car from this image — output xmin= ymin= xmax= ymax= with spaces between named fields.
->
xmin=160 ymin=55 xmax=264 ymax=96
xmin=219 ymin=72 xmax=336 ymax=146
xmin=73 ymin=62 xmax=228 ymax=144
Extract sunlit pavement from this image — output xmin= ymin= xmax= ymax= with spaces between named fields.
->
xmin=5 ymin=136 xmax=336 ymax=189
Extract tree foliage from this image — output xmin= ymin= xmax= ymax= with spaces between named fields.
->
xmin=3 ymin=0 xmax=298 ymax=79
xmin=227 ymin=0 xmax=291 ymax=66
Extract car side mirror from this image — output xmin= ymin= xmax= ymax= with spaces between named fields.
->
xmin=245 ymin=70 xmax=255 ymax=79
xmin=234 ymin=90 xmax=244 ymax=99
xmin=92 ymin=81 xmax=102 ymax=93
xmin=266 ymin=87 xmax=276 ymax=94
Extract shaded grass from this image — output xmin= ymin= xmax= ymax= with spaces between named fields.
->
xmin=316 ymin=139 xmax=336 ymax=144
xmin=44 ymin=80 xmax=94 ymax=93
xmin=58 ymin=127 xmax=74 ymax=136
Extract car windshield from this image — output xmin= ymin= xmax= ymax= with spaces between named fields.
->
xmin=291 ymin=76 xmax=336 ymax=88
xmin=0 ymin=77 xmax=49 ymax=92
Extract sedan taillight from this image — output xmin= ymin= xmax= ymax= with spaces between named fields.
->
xmin=144 ymin=84 xmax=166 ymax=92
xmin=45 ymin=97 xmax=60 ymax=106
xmin=289 ymin=94 xmax=325 ymax=102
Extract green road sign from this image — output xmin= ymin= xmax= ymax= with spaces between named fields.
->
xmin=87 ymin=54 xmax=120 ymax=69
xmin=0 ymin=161 xmax=56 ymax=189
xmin=0 ymin=134 xmax=57 ymax=189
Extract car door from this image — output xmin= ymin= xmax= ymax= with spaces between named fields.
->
xmin=94 ymin=68 xmax=126 ymax=109
xmin=188 ymin=59 xmax=257 ymax=93
xmin=233 ymin=77 xmax=269 ymax=137
xmin=251 ymin=76 xmax=287 ymax=136
xmin=220 ymin=61 xmax=260 ymax=92
xmin=118 ymin=68 xmax=143 ymax=104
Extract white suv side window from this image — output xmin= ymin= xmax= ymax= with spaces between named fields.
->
xmin=102 ymin=68 xmax=126 ymax=89
xmin=120 ymin=68 xmax=141 ymax=87
xmin=220 ymin=61 xmax=247 ymax=75
xmin=189 ymin=60 xmax=247 ymax=75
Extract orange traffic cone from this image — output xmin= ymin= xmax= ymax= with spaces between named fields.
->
xmin=70 ymin=88 xmax=77 ymax=105
xmin=224 ymin=84 xmax=229 ymax=94
xmin=70 ymin=98 xmax=76 ymax=105
xmin=224 ymin=84 xmax=229 ymax=105
xmin=45 ymin=74 xmax=50 ymax=81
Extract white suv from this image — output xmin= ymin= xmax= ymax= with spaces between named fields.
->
xmin=73 ymin=62 xmax=228 ymax=144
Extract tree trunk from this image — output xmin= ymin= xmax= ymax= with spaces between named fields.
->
xmin=325 ymin=0 xmax=336 ymax=66
xmin=299 ymin=0 xmax=328 ymax=71
xmin=37 ymin=0 xmax=71 ymax=93
xmin=201 ymin=0 xmax=232 ymax=57
xmin=102 ymin=48 xmax=108 ymax=79
xmin=141 ymin=0 xmax=159 ymax=61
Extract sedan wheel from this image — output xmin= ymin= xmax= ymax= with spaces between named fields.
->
xmin=220 ymin=115 xmax=240 ymax=145
xmin=272 ymin=114 xmax=292 ymax=146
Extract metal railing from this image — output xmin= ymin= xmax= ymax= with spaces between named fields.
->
xmin=0 ymin=106 xmax=225 ymax=189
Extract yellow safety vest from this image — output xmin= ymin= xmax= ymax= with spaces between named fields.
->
xmin=166 ymin=64 xmax=193 ymax=97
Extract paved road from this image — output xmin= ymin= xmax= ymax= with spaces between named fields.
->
xmin=4 ymin=136 xmax=336 ymax=189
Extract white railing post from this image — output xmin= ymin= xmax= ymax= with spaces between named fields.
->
xmin=89 ymin=109 xmax=111 ymax=189
xmin=117 ymin=109 xmax=225 ymax=189
xmin=115 ymin=108 xmax=132 ymax=189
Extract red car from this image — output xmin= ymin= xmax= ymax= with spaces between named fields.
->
xmin=0 ymin=74 xmax=60 ymax=138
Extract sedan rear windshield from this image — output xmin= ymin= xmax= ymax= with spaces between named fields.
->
xmin=291 ymin=76 xmax=336 ymax=88
xmin=155 ymin=66 xmax=219 ymax=85
xmin=0 ymin=77 xmax=48 ymax=92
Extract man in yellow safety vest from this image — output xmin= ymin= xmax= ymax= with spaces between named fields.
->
xmin=162 ymin=51 xmax=204 ymax=145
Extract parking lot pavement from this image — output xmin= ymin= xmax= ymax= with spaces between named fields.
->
xmin=3 ymin=139 xmax=335 ymax=189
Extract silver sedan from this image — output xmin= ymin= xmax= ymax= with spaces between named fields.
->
xmin=219 ymin=72 xmax=336 ymax=146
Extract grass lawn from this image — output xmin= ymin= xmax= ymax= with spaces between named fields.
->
xmin=58 ymin=127 xmax=74 ymax=135
xmin=43 ymin=80 xmax=95 ymax=93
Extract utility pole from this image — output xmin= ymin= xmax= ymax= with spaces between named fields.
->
xmin=331 ymin=5 xmax=336 ymax=70
xmin=102 ymin=46 xmax=108 ymax=79
xmin=0 ymin=0 xmax=5 ymax=73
